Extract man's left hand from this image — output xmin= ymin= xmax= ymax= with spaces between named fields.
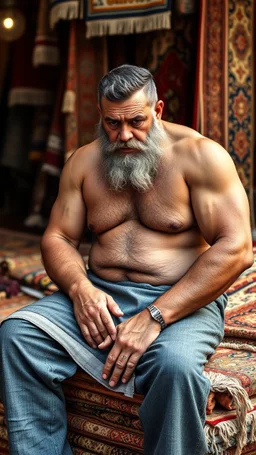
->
xmin=99 ymin=309 xmax=161 ymax=387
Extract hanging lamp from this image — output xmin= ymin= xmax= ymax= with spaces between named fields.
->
xmin=0 ymin=0 xmax=26 ymax=41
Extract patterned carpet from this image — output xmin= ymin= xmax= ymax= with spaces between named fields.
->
xmin=195 ymin=0 xmax=255 ymax=226
xmin=0 ymin=228 xmax=90 ymax=298
xmin=0 ymin=228 xmax=41 ymax=258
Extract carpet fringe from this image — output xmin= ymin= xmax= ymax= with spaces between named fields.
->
xmin=0 ymin=425 xmax=8 ymax=441
xmin=8 ymin=88 xmax=54 ymax=106
xmin=204 ymin=371 xmax=254 ymax=455
xmin=50 ymin=1 xmax=81 ymax=29
xmin=205 ymin=410 xmax=256 ymax=455
xmin=33 ymin=45 xmax=60 ymax=67
xmin=219 ymin=342 xmax=256 ymax=352
xmin=62 ymin=90 xmax=76 ymax=113
xmin=85 ymin=12 xmax=171 ymax=38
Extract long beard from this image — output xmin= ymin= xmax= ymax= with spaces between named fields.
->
xmin=98 ymin=118 xmax=167 ymax=192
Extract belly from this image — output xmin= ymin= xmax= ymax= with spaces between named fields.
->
xmin=88 ymin=221 xmax=209 ymax=285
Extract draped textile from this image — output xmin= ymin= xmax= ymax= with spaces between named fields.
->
xmin=175 ymin=0 xmax=196 ymax=14
xmin=49 ymin=0 xmax=81 ymax=29
xmin=0 ymin=41 xmax=9 ymax=102
xmin=23 ymin=79 xmax=66 ymax=228
xmin=83 ymin=0 xmax=172 ymax=38
xmin=0 ymin=106 xmax=35 ymax=173
xmin=29 ymin=107 xmax=53 ymax=162
xmin=43 ymin=75 xmax=65 ymax=176
xmin=194 ymin=0 xmax=255 ymax=224
xmin=33 ymin=0 xmax=60 ymax=67
xmin=136 ymin=12 xmax=197 ymax=126
xmin=8 ymin=12 xmax=57 ymax=107
xmin=63 ymin=21 xmax=107 ymax=159
xmin=49 ymin=0 xmax=172 ymax=38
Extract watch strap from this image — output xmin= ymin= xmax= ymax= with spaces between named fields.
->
xmin=147 ymin=304 xmax=167 ymax=331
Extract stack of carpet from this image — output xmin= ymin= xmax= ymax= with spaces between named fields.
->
xmin=0 ymin=228 xmax=255 ymax=454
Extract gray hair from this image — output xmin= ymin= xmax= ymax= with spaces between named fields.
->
xmin=98 ymin=64 xmax=158 ymax=107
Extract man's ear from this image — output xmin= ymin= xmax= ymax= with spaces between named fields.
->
xmin=97 ymin=104 xmax=102 ymax=116
xmin=154 ymin=100 xmax=164 ymax=119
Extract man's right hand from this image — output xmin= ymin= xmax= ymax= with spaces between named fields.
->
xmin=72 ymin=282 xmax=124 ymax=348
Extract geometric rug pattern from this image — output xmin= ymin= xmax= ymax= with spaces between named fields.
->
xmin=195 ymin=0 xmax=255 ymax=226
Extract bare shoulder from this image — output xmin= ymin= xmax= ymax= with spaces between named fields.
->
xmin=180 ymin=135 xmax=237 ymax=183
xmin=163 ymin=120 xmax=228 ymax=160
xmin=65 ymin=139 xmax=100 ymax=171
xmin=163 ymin=120 xmax=202 ymax=143
xmin=60 ymin=139 xmax=100 ymax=186
xmin=163 ymin=122 xmax=238 ymax=186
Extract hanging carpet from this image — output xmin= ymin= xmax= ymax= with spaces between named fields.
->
xmin=194 ymin=0 xmax=255 ymax=224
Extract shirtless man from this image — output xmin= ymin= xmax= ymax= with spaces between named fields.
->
xmin=0 ymin=65 xmax=253 ymax=455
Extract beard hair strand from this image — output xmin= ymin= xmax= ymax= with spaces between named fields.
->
xmin=98 ymin=118 xmax=167 ymax=192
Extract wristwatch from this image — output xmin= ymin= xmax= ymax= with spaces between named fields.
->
xmin=147 ymin=304 xmax=167 ymax=331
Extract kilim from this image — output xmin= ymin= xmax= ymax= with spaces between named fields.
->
xmin=83 ymin=0 xmax=172 ymax=38
xmin=63 ymin=21 xmax=107 ymax=160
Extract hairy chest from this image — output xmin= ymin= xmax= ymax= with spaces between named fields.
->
xmin=83 ymin=172 xmax=195 ymax=235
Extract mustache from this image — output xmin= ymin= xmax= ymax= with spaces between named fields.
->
xmin=103 ymin=138 xmax=147 ymax=153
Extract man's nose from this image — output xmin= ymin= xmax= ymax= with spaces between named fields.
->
xmin=119 ymin=125 xmax=133 ymax=142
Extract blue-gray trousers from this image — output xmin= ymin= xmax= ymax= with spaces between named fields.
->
xmin=0 ymin=270 xmax=227 ymax=455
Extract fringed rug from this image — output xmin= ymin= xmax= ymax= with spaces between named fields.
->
xmin=49 ymin=0 xmax=81 ymax=29
xmin=83 ymin=0 xmax=172 ymax=38
xmin=194 ymin=0 xmax=255 ymax=225
xmin=203 ymin=257 xmax=256 ymax=454
xmin=49 ymin=0 xmax=172 ymax=38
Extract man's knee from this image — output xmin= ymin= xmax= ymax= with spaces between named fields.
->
xmin=142 ymin=343 xmax=201 ymax=384
xmin=159 ymin=346 xmax=197 ymax=376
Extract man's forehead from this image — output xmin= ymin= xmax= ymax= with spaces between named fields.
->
xmin=101 ymin=90 xmax=151 ymax=116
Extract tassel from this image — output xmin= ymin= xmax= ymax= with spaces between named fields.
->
xmin=50 ymin=1 xmax=81 ymax=29
xmin=204 ymin=371 xmax=253 ymax=455
xmin=86 ymin=12 xmax=171 ymax=38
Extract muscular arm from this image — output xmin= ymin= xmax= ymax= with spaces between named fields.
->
xmin=155 ymin=138 xmax=254 ymax=323
xmin=41 ymin=148 xmax=123 ymax=348
xmin=41 ymin=150 xmax=88 ymax=294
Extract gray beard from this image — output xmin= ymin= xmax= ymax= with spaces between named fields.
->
xmin=98 ymin=118 xmax=167 ymax=192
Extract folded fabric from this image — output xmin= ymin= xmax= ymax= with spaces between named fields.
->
xmin=83 ymin=0 xmax=172 ymax=38
xmin=67 ymin=412 xmax=144 ymax=452
xmin=67 ymin=430 xmax=141 ymax=455
xmin=63 ymin=369 xmax=256 ymax=455
xmin=70 ymin=448 xmax=105 ymax=455
xmin=0 ymin=276 xmax=20 ymax=298
xmin=205 ymin=396 xmax=256 ymax=455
